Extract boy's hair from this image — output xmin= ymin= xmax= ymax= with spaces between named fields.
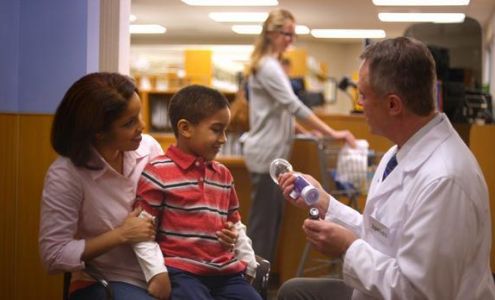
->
xmin=168 ymin=85 xmax=230 ymax=137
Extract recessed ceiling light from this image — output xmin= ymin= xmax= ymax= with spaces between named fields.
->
xmin=231 ymin=24 xmax=311 ymax=35
xmin=296 ymin=25 xmax=310 ymax=35
xmin=130 ymin=25 xmax=167 ymax=34
xmin=378 ymin=12 xmax=465 ymax=23
xmin=373 ymin=0 xmax=469 ymax=6
xmin=311 ymin=29 xmax=386 ymax=39
xmin=129 ymin=14 xmax=137 ymax=22
xmin=209 ymin=12 xmax=268 ymax=22
xmin=182 ymin=0 xmax=278 ymax=6
xmin=232 ymin=25 xmax=262 ymax=34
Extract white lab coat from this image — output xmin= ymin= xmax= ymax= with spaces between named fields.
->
xmin=326 ymin=114 xmax=495 ymax=299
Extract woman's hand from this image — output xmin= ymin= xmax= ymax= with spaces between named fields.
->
xmin=333 ymin=130 xmax=357 ymax=148
xmin=117 ymin=207 xmax=155 ymax=244
xmin=148 ymin=272 xmax=171 ymax=300
xmin=216 ymin=221 xmax=238 ymax=250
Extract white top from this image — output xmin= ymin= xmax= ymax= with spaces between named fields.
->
xmin=39 ymin=134 xmax=164 ymax=289
xmin=244 ymin=56 xmax=313 ymax=173
xmin=326 ymin=113 xmax=495 ymax=299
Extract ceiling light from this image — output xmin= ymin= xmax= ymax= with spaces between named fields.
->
xmin=311 ymin=29 xmax=386 ymax=39
xmin=232 ymin=25 xmax=262 ymax=34
xmin=130 ymin=25 xmax=167 ymax=34
xmin=373 ymin=0 xmax=469 ymax=6
xmin=129 ymin=14 xmax=137 ymax=22
xmin=296 ymin=25 xmax=310 ymax=35
xmin=378 ymin=12 xmax=465 ymax=23
xmin=231 ymin=25 xmax=311 ymax=35
xmin=182 ymin=0 xmax=278 ymax=6
xmin=209 ymin=12 xmax=268 ymax=22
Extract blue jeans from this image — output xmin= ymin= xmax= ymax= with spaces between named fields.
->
xmin=69 ymin=281 xmax=154 ymax=300
xmin=168 ymin=267 xmax=262 ymax=300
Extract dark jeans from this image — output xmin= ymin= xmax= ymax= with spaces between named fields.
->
xmin=168 ymin=266 xmax=262 ymax=300
xmin=246 ymin=172 xmax=286 ymax=262
xmin=69 ymin=281 xmax=153 ymax=300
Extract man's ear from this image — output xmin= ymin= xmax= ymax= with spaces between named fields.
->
xmin=387 ymin=93 xmax=403 ymax=116
xmin=177 ymin=119 xmax=193 ymax=138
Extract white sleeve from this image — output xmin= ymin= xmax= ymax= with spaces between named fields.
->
xmin=132 ymin=210 xmax=167 ymax=282
xmin=324 ymin=195 xmax=363 ymax=238
xmin=132 ymin=241 xmax=167 ymax=282
xmin=234 ymin=221 xmax=258 ymax=277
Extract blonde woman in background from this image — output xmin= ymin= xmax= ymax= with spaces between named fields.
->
xmin=244 ymin=9 xmax=356 ymax=263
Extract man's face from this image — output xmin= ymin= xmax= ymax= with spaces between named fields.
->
xmin=357 ymin=62 xmax=390 ymax=137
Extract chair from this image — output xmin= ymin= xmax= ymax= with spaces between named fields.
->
xmin=253 ymin=255 xmax=271 ymax=300
xmin=63 ymin=263 xmax=113 ymax=300
xmin=63 ymin=256 xmax=270 ymax=300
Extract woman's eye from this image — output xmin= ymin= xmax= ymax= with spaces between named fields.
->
xmin=123 ymin=119 xmax=136 ymax=128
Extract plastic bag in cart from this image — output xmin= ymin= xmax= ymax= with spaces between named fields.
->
xmin=335 ymin=139 xmax=369 ymax=191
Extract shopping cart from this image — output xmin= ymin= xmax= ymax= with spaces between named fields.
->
xmin=294 ymin=136 xmax=383 ymax=278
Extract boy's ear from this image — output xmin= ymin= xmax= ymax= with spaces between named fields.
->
xmin=177 ymin=119 xmax=193 ymax=138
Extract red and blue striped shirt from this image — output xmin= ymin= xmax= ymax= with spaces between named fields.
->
xmin=135 ymin=145 xmax=246 ymax=275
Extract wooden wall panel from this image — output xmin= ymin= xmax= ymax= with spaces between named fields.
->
xmin=16 ymin=115 xmax=60 ymax=299
xmin=0 ymin=114 xmax=19 ymax=299
xmin=469 ymin=125 xmax=495 ymax=271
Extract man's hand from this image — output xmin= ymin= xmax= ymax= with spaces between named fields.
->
xmin=303 ymin=219 xmax=357 ymax=258
xmin=278 ymin=173 xmax=330 ymax=214
xmin=148 ymin=272 xmax=171 ymax=300
xmin=216 ymin=221 xmax=238 ymax=250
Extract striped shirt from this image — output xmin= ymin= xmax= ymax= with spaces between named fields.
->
xmin=135 ymin=145 xmax=246 ymax=275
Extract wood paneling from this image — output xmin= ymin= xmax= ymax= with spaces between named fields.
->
xmin=0 ymin=114 xmax=19 ymax=299
xmin=469 ymin=124 xmax=495 ymax=270
xmin=16 ymin=115 xmax=60 ymax=299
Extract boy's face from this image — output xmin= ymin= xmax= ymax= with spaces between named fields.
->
xmin=181 ymin=107 xmax=231 ymax=161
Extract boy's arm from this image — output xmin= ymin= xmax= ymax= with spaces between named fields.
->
xmin=234 ymin=221 xmax=258 ymax=278
xmin=133 ymin=167 xmax=168 ymax=283
xmin=133 ymin=210 xmax=168 ymax=282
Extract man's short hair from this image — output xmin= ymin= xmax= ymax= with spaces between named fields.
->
xmin=360 ymin=37 xmax=437 ymax=116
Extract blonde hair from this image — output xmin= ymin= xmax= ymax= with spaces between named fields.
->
xmin=247 ymin=9 xmax=295 ymax=75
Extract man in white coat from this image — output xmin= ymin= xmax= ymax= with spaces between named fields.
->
xmin=277 ymin=37 xmax=495 ymax=299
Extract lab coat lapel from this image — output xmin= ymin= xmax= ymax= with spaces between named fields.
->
xmin=366 ymin=115 xmax=452 ymax=205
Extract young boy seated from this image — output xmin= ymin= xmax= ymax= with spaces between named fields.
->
xmin=133 ymin=85 xmax=261 ymax=300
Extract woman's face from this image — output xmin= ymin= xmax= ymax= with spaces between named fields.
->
xmin=98 ymin=92 xmax=145 ymax=152
xmin=271 ymin=19 xmax=296 ymax=54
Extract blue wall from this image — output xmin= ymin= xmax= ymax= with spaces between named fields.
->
xmin=0 ymin=1 xmax=20 ymax=112
xmin=0 ymin=0 xmax=99 ymax=113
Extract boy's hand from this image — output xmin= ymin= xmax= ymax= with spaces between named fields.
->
xmin=148 ymin=272 xmax=171 ymax=300
xmin=216 ymin=221 xmax=238 ymax=250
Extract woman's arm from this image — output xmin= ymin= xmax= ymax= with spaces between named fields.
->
xmin=300 ymin=113 xmax=356 ymax=147
xmin=39 ymin=160 xmax=155 ymax=272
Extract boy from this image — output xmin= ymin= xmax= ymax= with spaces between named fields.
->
xmin=133 ymin=85 xmax=261 ymax=300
